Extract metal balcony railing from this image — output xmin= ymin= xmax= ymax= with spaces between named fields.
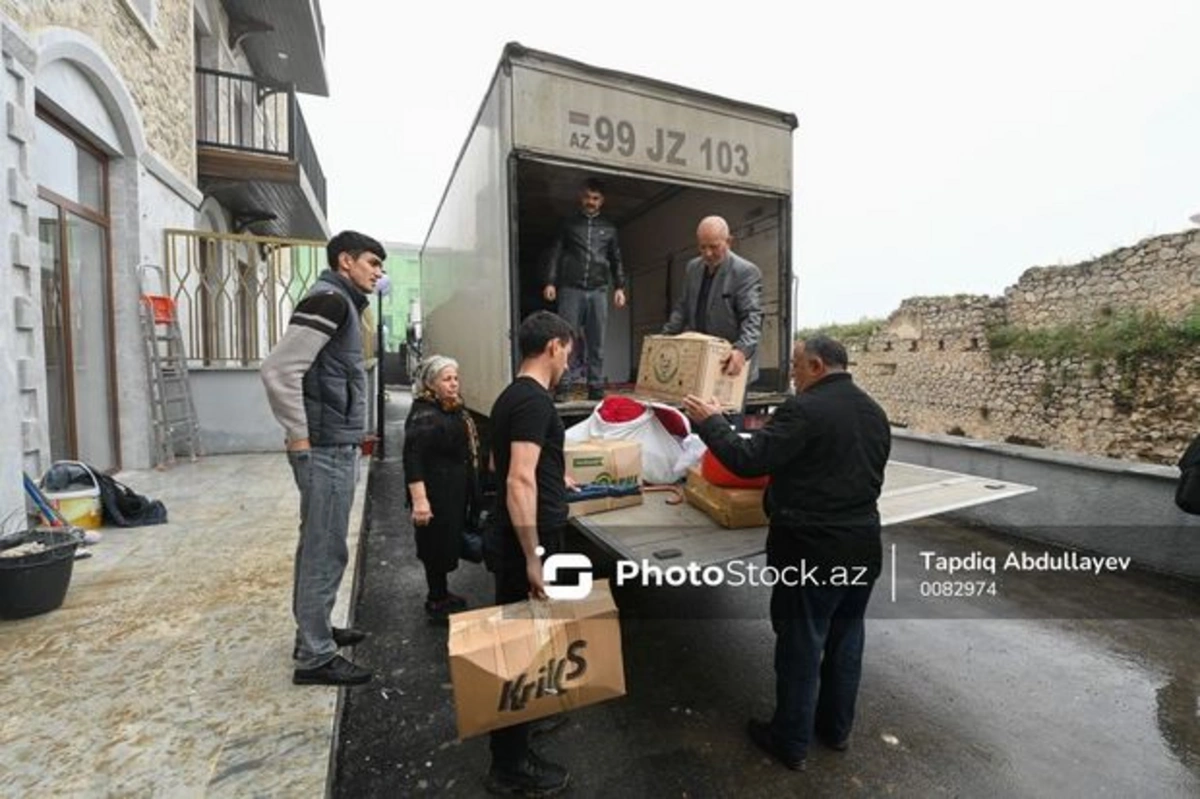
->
xmin=163 ymin=229 xmax=328 ymax=367
xmin=194 ymin=67 xmax=328 ymax=216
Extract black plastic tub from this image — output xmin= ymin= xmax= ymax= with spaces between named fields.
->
xmin=0 ymin=528 xmax=83 ymax=619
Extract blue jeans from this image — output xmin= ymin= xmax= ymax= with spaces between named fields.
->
xmin=556 ymin=286 xmax=608 ymax=390
xmin=288 ymin=444 xmax=359 ymax=669
xmin=768 ymin=577 xmax=875 ymax=758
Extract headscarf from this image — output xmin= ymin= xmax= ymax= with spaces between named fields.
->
xmin=414 ymin=355 xmax=459 ymax=400
xmin=412 ymin=354 xmax=480 ymax=474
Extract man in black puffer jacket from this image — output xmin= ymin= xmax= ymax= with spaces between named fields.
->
xmin=542 ymin=177 xmax=626 ymax=401
xmin=684 ymin=335 xmax=891 ymax=773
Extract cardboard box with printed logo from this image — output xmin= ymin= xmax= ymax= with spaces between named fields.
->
xmin=564 ymin=439 xmax=643 ymax=517
xmin=448 ymin=579 xmax=626 ymax=738
xmin=684 ymin=466 xmax=768 ymax=529
xmin=634 ymin=332 xmax=748 ymax=410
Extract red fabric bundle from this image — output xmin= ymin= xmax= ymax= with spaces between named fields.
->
xmin=596 ymin=396 xmax=690 ymax=439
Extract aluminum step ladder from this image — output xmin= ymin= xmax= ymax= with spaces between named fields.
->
xmin=139 ymin=265 xmax=202 ymax=467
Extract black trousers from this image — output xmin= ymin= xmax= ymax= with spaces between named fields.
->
xmin=488 ymin=526 xmax=565 ymax=770
xmin=768 ymin=579 xmax=875 ymax=758
xmin=488 ymin=565 xmax=535 ymax=768
xmin=424 ymin=563 xmax=448 ymax=602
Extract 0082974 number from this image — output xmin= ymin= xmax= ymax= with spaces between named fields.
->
xmin=919 ymin=581 xmax=998 ymax=598
xmin=568 ymin=112 xmax=751 ymax=177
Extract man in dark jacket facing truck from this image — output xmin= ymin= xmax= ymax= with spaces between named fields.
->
xmin=683 ymin=335 xmax=891 ymax=772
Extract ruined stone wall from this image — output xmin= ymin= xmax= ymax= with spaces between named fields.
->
xmin=1005 ymin=230 xmax=1200 ymax=328
xmin=862 ymin=294 xmax=1005 ymax=352
xmin=2 ymin=0 xmax=194 ymax=179
xmin=847 ymin=230 xmax=1200 ymax=465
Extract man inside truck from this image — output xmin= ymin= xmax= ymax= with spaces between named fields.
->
xmin=542 ymin=177 xmax=627 ymax=402
xmin=663 ymin=215 xmax=764 ymax=420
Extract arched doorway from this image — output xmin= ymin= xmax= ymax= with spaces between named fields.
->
xmin=35 ymin=28 xmax=152 ymax=471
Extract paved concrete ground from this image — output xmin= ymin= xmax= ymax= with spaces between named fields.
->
xmin=0 ymin=453 xmax=364 ymax=797
xmin=335 ymin=391 xmax=1200 ymax=798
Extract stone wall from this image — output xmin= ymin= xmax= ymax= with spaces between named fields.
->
xmin=2 ymin=20 xmax=45 ymax=521
xmin=2 ymin=0 xmax=194 ymax=180
xmin=1005 ymin=230 xmax=1200 ymax=329
xmin=848 ymin=229 xmax=1200 ymax=465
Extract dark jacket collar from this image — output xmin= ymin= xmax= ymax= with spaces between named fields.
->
xmin=318 ymin=269 xmax=369 ymax=311
xmin=804 ymin=371 xmax=853 ymax=392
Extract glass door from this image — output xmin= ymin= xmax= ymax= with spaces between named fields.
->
xmin=38 ymin=200 xmax=71 ymax=461
xmin=36 ymin=114 xmax=118 ymax=471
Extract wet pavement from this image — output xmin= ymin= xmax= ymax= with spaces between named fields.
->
xmin=0 ymin=453 xmax=364 ymax=797
xmin=335 ymin=390 xmax=1199 ymax=798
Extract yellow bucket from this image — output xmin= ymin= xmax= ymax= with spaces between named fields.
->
xmin=41 ymin=461 xmax=103 ymax=530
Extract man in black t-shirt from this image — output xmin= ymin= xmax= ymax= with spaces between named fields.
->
xmin=484 ymin=310 xmax=575 ymax=796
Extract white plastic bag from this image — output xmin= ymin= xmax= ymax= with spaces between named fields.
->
xmin=674 ymin=434 xmax=707 ymax=478
xmin=565 ymin=402 xmax=697 ymax=484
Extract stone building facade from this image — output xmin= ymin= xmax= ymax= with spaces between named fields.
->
xmin=0 ymin=1 xmax=330 ymax=520
xmin=3 ymin=0 xmax=196 ymax=180
xmin=849 ymin=229 xmax=1200 ymax=465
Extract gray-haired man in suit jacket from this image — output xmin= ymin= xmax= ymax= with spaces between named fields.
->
xmin=662 ymin=216 xmax=764 ymax=383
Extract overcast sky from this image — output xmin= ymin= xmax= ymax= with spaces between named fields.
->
xmin=302 ymin=0 xmax=1200 ymax=327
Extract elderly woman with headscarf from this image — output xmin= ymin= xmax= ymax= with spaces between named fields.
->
xmin=403 ymin=355 xmax=482 ymax=619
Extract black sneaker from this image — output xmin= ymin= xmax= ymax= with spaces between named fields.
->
xmin=293 ymin=655 xmax=372 ymax=686
xmin=333 ymin=626 xmax=367 ymax=647
xmin=484 ymin=754 xmax=570 ymax=796
xmin=425 ymin=597 xmax=460 ymax=623
xmin=293 ymin=627 xmax=367 ymax=660
xmin=747 ymin=718 xmax=806 ymax=771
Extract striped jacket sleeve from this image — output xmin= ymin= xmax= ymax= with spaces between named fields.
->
xmin=260 ymin=292 xmax=349 ymax=443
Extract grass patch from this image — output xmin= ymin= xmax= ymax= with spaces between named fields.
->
xmin=986 ymin=305 xmax=1200 ymax=362
xmin=796 ymin=316 xmax=885 ymax=343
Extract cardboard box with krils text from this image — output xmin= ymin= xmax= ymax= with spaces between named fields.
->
xmin=448 ymin=580 xmax=626 ymax=738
